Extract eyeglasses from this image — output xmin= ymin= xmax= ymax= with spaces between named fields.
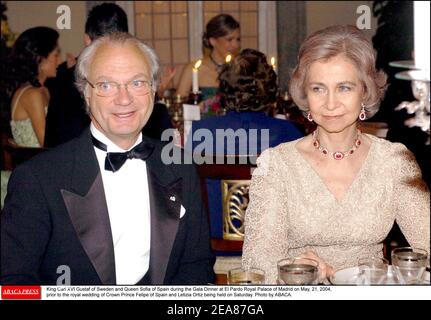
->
xmin=86 ymin=78 xmax=153 ymax=97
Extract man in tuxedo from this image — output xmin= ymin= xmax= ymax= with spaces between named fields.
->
xmin=1 ymin=32 xmax=215 ymax=285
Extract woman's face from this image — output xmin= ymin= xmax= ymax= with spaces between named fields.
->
xmin=39 ymin=45 xmax=60 ymax=79
xmin=305 ymin=54 xmax=365 ymax=133
xmin=210 ymin=28 xmax=241 ymax=58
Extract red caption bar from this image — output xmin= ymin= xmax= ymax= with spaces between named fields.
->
xmin=1 ymin=286 xmax=41 ymax=299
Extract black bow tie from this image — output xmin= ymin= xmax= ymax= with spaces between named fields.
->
xmin=92 ymin=135 xmax=154 ymax=172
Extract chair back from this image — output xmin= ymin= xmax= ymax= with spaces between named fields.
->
xmin=196 ymin=154 xmax=257 ymax=253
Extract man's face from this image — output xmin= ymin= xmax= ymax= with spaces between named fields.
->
xmin=86 ymin=43 xmax=154 ymax=148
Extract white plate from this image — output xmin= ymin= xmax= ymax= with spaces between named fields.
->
xmin=329 ymin=266 xmax=430 ymax=285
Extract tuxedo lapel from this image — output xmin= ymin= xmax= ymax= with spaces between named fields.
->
xmin=145 ymin=138 xmax=182 ymax=284
xmin=61 ymin=128 xmax=116 ymax=284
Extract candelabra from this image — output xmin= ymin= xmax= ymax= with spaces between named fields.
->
xmin=390 ymin=2 xmax=431 ymax=144
xmin=390 ymin=61 xmax=430 ymax=144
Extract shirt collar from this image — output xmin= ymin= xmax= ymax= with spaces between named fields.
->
xmin=90 ymin=123 xmax=143 ymax=153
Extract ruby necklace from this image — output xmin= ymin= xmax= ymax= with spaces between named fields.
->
xmin=312 ymin=129 xmax=362 ymax=160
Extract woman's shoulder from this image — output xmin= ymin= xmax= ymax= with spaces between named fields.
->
xmin=256 ymin=138 xmax=303 ymax=166
xmin=367 ymin=134 xmax=412 ymax=158
xmin=366 ymin=134 xmax=420 ymax=176
xmin=11 ymin=85 xmax=42 ymax=114
xmin=177 ymin=62 xmax=195 ymax=81
xmin=252 ymin=140 xmax=303 ymax=179
xmin=183 ymin=61 xmax=195 ymax=70
xmin=19 ymin=85 xmax=46 ymax=103
xmin=273 ymin=138 xmax=303 ymax=151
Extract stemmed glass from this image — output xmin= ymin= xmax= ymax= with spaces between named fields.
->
xmin=357 ymin=257 xmax=389 ymax=285
xmin=227 ymin=267 xmax=265 ymax=285
xmin=277 ymin=257 xmax=319 ymax=285
xmin=391 ymin=247 xmax=428 ymax=285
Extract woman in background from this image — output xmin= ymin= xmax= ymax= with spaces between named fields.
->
xmin=9 ymin=26 xmax=60 ymax=147
xmin=242 ymin=25 xmax=430 ymax=284
xmin=1 ymin=26 xmax=59 ymax=209
xmin=176 ymin=14 xmax=240 ymax=116
xmin=188 ymin=48 xmax=303 ymax=241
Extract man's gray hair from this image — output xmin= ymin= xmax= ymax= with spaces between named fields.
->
xmin=75 ymin=32 xmax=159 ymax=112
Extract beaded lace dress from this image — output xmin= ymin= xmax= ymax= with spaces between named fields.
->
xmin=242 ymin=134 xmax=430 ymax=284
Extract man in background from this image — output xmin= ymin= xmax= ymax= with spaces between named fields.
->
xmin=45 ymin=3 xmax=172 ymax=147
xmin=44 ymin=3 xmax=128 ymax=147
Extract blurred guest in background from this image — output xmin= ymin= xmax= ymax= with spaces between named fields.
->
xmin=45 ymin=3 xmax=172 ymax=146
xmin=242 ymin=25 xmax=430 ymax=284
xmin=187 ymin=48 xmax=303 ymax=240
xmin=176 ymin=14 xmax=240 ymax=117
xmin=44 ymin=3 xmax=128 ymax=147
xmin=8 ymin=26 xmax=60 ymax=147
xmin=189 ymin=49 xmax=303 ymax=154
xmin=1 ymin=26 xmax=59 ymax=209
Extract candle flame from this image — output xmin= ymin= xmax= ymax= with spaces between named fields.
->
xmin=194 ymin=59 xmax=202 ymax=69
xmin=270 ymin=57 xmax=276 ymax=67
xmin=225 ymin=54 xmax=232 ymax=63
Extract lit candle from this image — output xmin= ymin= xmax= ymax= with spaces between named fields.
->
xmin=192 ymin=59 xmax=202 ymax=93
xmin=270 ymin=56 xmax=277 ymax=74
xmin=225 ymin=54 xmax=232 ymax=63
xmin=414 ymin=2 xmax=430 ymax=73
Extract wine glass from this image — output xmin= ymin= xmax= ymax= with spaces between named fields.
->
xmin=391 ymin=247 xmax=428 ymax=285
xmin=357 ymin=257 xmax=389 ymax=285
xmin=227 ymin=267 xmax=265 ymax=285
xmin=277 ymin=257 xmax=319 ymax=285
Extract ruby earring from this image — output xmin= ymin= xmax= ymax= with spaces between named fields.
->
xmin=359 ymin=103 xmax=366 ymax=121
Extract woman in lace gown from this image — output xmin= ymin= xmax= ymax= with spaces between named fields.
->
xmin=176 ymin=14 xmax=240 ymax=117
xmin=1 ymin=27 xmax=59 ymax=208
xmin=242 ymin=25 xmax=430 ymax=284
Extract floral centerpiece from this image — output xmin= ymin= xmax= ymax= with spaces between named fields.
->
xmin=201 ymin=93 xmax=225 ymax=118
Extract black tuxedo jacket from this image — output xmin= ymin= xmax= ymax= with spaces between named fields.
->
xmin=1 ymin=128 xmax=215 ymax=285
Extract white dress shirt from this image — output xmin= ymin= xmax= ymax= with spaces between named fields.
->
xmin=90 ymin=124 xmax=151 ymax=284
